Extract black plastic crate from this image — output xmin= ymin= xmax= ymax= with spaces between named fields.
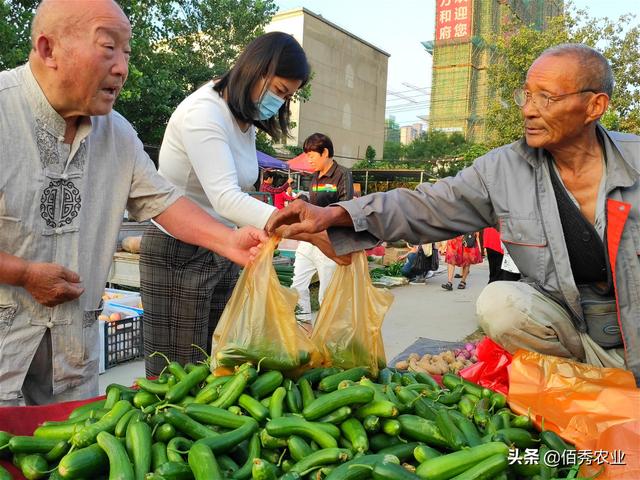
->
xmin=103 ymin=315 xmax=144 ymax=369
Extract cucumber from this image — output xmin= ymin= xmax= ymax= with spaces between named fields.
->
xmin=32 ymin=423 xmax=77 ymax=442
xmin=288 ymin=448 xmax=352 ymax=475
xmin=188 ymin=441 xmax=223 ymax=480
xmin=165 ymin=365 xmax=210 ymax=404
xmin=381 ymin=419 xmax=401 ymax=437
xmin=413 ymin=444 xmax=442 ymax=463
xmin=8 ymin=436 xmax=60 ymax=454
xmin=164 ymin=408 xmax=218 ymax=440
xmin=134 ymin=378 xmax=170 ymax=396
xmin=492 ymin=428 xmax=536 ymax=448
xmin=115 ymin=410 xmax=141 ymax=438
xmin=303 ymin=386 xmax=374 ymax=420
xmin=194 ymin=376 xmax=231 ymax=404
xmin=297 ymin=378 xmax=316 ymax=409
xmin=363 ymin=415 xmax=381 ymax=433
xmin=268 ymin=386 xmax=287 ymax=419
xmin=249 ymin=371 xmax=284 ymax=399
xmin=20 ymin=454 xmax=49 ymax=480
xmin=132 ymin=390 xmax=157 ymax=409
xmin=68 ymin=399 xmax=107 ymax=419
xmin=266 ymin=417 xmax=337 ymax=449
xmin=317 ymin=406 xmax=352 ymax=425
xmin=128 ymin=421 xmax=152 ymax=480
xmin=0 ymin=465 xmax=12 ymax=480
xmin=230 ymin=432 xmax=260 ymax=479
xmin=154 ymin=460 xmax=194 ymax=479
xmin=237 ymin=394 xmax=269 ymax=423
xmin=285 ymin=380 xmax=302 ymax=414
xmin=369 ymin=433 xmax=401 ymax=452
xmin=318 ymin=368 xmax=369 ymax=392
xmin=355 ymin=401 xmax=399 ymax=419
xmin=184 ymin=404 xmax=253 ymax=429
xmin=251 ymin=458 xmax=278 ymax=480
xmin=154 ymin=423 xmax=177 ymax=443
xmin=166 ymin=436 xmax=193 ymax=464
xmin=397 ymin=415 xmax=449 ymax=449
xmin=287 ymin=436 xmax=313 ymax=462
xmin=340 ymin=418 xmax=369 ymax=453
xmin=449 ymin=453 xmax=507 ymax=480
xmin=211 ymin=369 xmax=252 ymax=409
xmin=325 ymin=453 xmax=399 ymax=480
xmin=373 ymin=461 xmax=421 ymax=480
xmin=0 ymin=431 xmax=13 ymax=459
xmin=435 ymin=410 xmax=466 ymax=450
xmin=195 ymin=419 xmax=259 ymax=454
xmin=71 ymin=400 xmax=132 ymax=448
xmin=96 ymin=431 xmax=134 ymax=480
xmin=377 ymin=442 xmax=420 ymax=462
xmin=44 ymin=440 xmax=71 ymax=463
xmin=151 ymin=442 xmax=168 ymax=472
xmin=415 ymin=442 xmax=509 ymax=480
xmin=58 ymin=443 xmax=109 ymax=479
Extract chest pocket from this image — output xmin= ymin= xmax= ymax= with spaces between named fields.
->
xmin=500 ymin=216 xmax=547 ymax=280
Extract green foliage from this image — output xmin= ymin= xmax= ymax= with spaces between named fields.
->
xmin=486 ymin=5 xmax=640 ymax=147
xmin=284 ymin=145 xmax=304 ymax=156
xmin=256 ymin=131 xmax=278 ymax=156
xmin=0 ymin=0 xmax=38 ymax=70
xmin=365 ymin=145 xmax=376 ymax=161
xmin=382 ymin=141 xmax=403 ymax=160
xmin=0 ymin=0 xmax=279 ymax=146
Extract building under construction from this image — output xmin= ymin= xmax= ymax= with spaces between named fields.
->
xmin=425 ymin=0 xmax=563 ymax=143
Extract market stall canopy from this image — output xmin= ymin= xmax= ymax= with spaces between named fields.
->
xmin=257 ymin=150 xmax=288 ymax=170
xmin=287 ymin=152 xmax=315 ymax=173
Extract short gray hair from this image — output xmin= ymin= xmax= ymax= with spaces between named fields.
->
xmin=539 ymin=43 xmax=614 ymax=98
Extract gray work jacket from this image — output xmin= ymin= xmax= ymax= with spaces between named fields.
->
xmin=330 ymin=125 xmax=640 ymax=383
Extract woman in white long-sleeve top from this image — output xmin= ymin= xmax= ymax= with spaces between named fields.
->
xmin=140 ymin=32 xmax=310 ymax=376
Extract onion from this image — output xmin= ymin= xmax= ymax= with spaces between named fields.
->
xmin=470 ymin=355 xmax=478 ymax=362
xmin=456 ymin=354 xmax=466 ymax=363
xmin=465 ymin=343 xmax=475 ymax=352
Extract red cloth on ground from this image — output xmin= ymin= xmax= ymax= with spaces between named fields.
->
xmin=445 ymin=235 xmax=482 ymax=266
xmin=366 ymin=245 xmax=386 ymax=257
xmin=483 ymin=227 xmax=503 ymax=253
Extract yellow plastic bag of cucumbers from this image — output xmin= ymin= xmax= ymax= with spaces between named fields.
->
xmin=212 ymin=237 xmax=319 ymax=371
xmin=311 ymin=251 xmax=393 ymax=376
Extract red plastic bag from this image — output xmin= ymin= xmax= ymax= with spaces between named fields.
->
xmin=459 ymin=337 xmax=512 ymax=394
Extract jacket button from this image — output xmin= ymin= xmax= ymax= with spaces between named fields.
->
xmin=55 ymin=227 xmax=63 ymax=234
xmin=582 ymin=231 xmax=591 ymax=242
xmin=46 ymin=321 xmax=54 ymax=328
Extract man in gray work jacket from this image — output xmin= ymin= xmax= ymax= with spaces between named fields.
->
xmin=267 ymin=44 xmax=640 ymax=385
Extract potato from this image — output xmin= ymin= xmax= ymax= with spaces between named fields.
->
xmin=408 ymin=353 xmax=421 ymax=362
xmin=109 ymin=312 xmax=122 ymax=322
xmin=442 ymin=351 xmax=455 ymax=363
xmin=395 ymin=360 xmax=409 ymax=370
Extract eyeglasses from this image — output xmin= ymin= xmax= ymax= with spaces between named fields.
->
xmin=513 ymin=88 xmax=598 ymax=109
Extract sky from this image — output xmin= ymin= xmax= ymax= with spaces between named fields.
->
xmin=274 ymin=0 xmax=638 ymax=127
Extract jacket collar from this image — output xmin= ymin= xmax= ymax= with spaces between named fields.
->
xmin=509 ymin=123 xmax=639 ymax=189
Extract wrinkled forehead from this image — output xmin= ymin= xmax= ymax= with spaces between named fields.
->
xmin=526 ymin=53 xmax=581 ymax=90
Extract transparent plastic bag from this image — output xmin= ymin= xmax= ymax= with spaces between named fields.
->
xmin=311 ymin=251 xmax=394 ymax=376
xmin=212 ymin=237 xmax=318 ymax=371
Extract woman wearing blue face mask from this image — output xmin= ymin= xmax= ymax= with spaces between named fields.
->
xmin=139 ymin=32 xmax=310 ymax=376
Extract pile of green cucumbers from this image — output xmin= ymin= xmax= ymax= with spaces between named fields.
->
xmin=0 ymin=360 xmax=578 ymax=480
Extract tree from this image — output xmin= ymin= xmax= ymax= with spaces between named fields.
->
xmin=0 ymin=0 xmax=278 ymax=145
xmin=382 ymin=141 xmax=403 ymax=160
xmin=486 ymin=6 xmax=640 ymax=148
xmin=365 ymin=145 xmax=376 ymax=162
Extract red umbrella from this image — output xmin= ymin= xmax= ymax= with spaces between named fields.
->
xmin=287 ymin=152 xmax=315 ymax=173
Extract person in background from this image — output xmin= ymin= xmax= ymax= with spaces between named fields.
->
xmin=274 ymin=185 xmax=298 ymax=209
xmin=0 ymin=0 xmax=266 ymax=405
xmin=260 ymin=170 xmax=293 ymax=206
xmin=441 ymin=233 xmax=482 ymax=290
xmin=483 ymin=227 xmax=521 ymax=283
xmin=140 ymin=32 xmax=310 ymax=377
xmin=290 ymin=133 xmax=354 ymax=326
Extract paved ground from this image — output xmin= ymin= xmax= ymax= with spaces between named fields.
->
xmin=99 ymin=261 xmax=488 ymax=393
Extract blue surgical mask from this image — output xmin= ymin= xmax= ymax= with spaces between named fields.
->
xmin=255 ymin=90 xmax=284 ymax=120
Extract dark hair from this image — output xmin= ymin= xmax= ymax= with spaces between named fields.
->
xmin=213 ymin=32 xmax=310 ymax=141
xmin=539 ymin=43 xmax=614 ymax=98
xmin=263 ymin=170 xmax=276 ymax=181
xmin=303 ymin=133 xmax=334 ymax=158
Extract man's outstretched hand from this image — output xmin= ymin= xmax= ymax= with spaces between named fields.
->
xmin=265 ymin=200 xmax=352 ymax=238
